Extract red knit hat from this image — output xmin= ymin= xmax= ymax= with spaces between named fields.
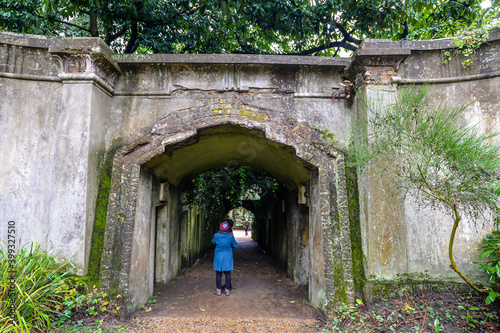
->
xmin=220 ymin=221 xmax=230 ymax=231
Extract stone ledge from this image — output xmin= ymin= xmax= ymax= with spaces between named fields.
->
xmin=355 ymin=39 xmax=411 ymax=58
xmin=0 ymin=31 xmax=60 ymax=48
xmin=47 ymin=38 xmax=121 ymax=92
xmin=113 ymin=53 xmax=351 ymax=67
xmin=401 ymin=27 xmax=500 ymax=51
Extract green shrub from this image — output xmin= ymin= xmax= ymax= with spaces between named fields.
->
xmin=0 ymin=242 xmax=77 ymax=332
xmin=51 ymin=284 xmax=123 ymax=327
xmin=475 ymin=225 xmax=500 ymax=305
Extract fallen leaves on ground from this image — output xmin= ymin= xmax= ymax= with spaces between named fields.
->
xmin=123 ymin=317 xmax=319 ymax=332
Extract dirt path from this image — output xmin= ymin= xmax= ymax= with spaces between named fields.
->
xmin=124 ymin=230 xmax=322 ymax=332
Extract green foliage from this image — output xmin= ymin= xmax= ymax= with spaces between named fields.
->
xmin=0 ymin=242 xmax=77 ymax=332
xmin=475 ymin=225 xmax=500 ymax=305
xmin=442 ymin=16 xmax=500 ymax=66
xmin=457 ymin=305 xmax=481 ymax=328
xmin=185 ymin=166 xmax=279 ymax=225
xmin=350 ymin=85 xmax=500 ymax=293
xmin=324 ymin=292 xmax=495 ymax=332
xmin=351 ymin=86 xmax=500 ymax=216
xmin=51 ymin=283 xmax=123 ymax=330
xmin=406 ymin=0 xmax=499 ymax=41
xmin=0 ymin=242 xmax=122 ymax=332
xmin=0 ymin=0 xmax=497 ymax=55
xmin=145 ymin=292 xmax=160 ymax=306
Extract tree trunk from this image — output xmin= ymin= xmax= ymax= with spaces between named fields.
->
xmin=124 ymin=22 xmax=138 ymax=54
xmin=89 ymin=11 xmax=99 ymax=37
xmin=449 ymin=203 xmax=488 ymax=294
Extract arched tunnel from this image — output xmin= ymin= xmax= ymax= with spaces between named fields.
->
xmin=100 ymin=119 xmax=349 ymax=314
xmin=145 ymin=124 xmax=314 ymax=299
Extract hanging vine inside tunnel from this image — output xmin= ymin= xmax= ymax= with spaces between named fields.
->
xmin=184 ymin=166 xmax=279 ymax=225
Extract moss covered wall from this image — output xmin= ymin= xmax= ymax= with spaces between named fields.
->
xmin=345 ymin=161 xmax=367 ymax=300
xmin=181 ymin=205 xmax=213 ymax=268
xmin=88 ymin=146 xmax=120 ymax=285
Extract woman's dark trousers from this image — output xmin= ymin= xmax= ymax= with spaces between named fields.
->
xmin=216 ymin=271 xmax=231 ymax=290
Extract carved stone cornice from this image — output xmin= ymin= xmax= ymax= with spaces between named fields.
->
xmin=345 ymin=39 xmax=411 ymax=86
xmin=49 ymin=38 xmax=121 ymax=93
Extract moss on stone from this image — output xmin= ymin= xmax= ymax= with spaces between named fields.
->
xmin=367 ymin=272 xmax=473 ymax=300
xmin=316 ymin=126 xmax=337 ymax=146
xmin=345 ymin=155 xmax=367 ymax=300
xmin=87 ymin=145 xmax=120 ymax=286
xmin=331 ymin=258 xmax=348 ymax=305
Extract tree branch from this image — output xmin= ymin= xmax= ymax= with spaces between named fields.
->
xmin=105 ymin=26 xmax=128 ymax=45
xmin=450 ymin=0 xmax=471 ymax=7
xmin=79 ymin=7 xmax=90 ymax=15
xmin=89 ymin=10 xmax=99 ymax=37
xmin=448 ymin=203 xmax=488 ymax=294
xmin=36 ymin=13 xmax=90 ymax=32
xmin=294 ymin=39 xmax=357 ymax=55
xmin=334 ymin=22 xmax=362 ymax=45
xmin=401 ymin=20 xmax=409 ymax=39
xmin=124 ymin=21 xmax=138 ymax=54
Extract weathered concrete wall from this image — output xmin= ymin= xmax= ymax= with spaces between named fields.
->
xmin=155 ymin=183 xmax=181 ymax=284
xmin=398 ymin=33 xmax=500 ymax=281
xmin=253 ymin=187 xmax=288 ymax=270
xmin=185 ymin=206 xmax=213 ymax=267
xmin=286 ymin=186 xmax=310 ymax=286
xmin=127 ymin=168 xmax=155 ymax=310
xmin=0 ymin=33 xmax=117 ymax=275
xmin=105 ymin=58 xmax=350 ymax=152
xmin=349 ymin=29 xmax=500 ymax=297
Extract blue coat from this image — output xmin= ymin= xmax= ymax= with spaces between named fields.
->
xmin=212 ymin=232 xmax=238 ymax=271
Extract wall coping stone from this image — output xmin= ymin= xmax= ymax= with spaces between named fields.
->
xmin=2 ymin=28 xmax=499 ymax=64
xmin=401 ymin=27 xmax=500 ymax=51
xmin=113 ymin=53 xmax=351 ymax=67
xmin=0 ymin=31 xmax=60 ymax=48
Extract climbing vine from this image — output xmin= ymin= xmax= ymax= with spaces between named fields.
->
xmin=443 ymin=17 xmax=500 ymax=66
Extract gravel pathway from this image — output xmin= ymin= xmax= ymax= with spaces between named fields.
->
xmin=121 ymin=231 xmax=323 ymax=332
xmin=123 ymin=317 xmax=319 ymax=332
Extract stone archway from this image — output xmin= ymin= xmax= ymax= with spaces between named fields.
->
xmin=99 ymin=103 xmax=353 ymax=314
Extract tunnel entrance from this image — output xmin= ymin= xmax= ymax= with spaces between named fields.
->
xmin=177 ymin=165 xmax=295 ymax=277
xmin=227 ymin=207 xmax=254 ymax=228
xmin=149 ymin=125 xmax=313 ymax=308
xmin=100 ymin=111 xmax=353 ymax=314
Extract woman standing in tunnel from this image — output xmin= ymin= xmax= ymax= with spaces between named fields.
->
xmin=213 ymin=220 xmax=238 ymax=296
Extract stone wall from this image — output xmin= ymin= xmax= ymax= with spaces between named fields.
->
xmin=349 ymin=29 xmax=500 ymax=297
xmin=1 ymin=29 xmax=499 ymax=314
xmin=0 ymin=34 xmax=119 ymax=275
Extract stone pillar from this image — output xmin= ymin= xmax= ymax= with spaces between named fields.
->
xmin=347 ymin=40 xmax=411 ymax=290
xmin=47 ymin=40 xmax=120 ymax=275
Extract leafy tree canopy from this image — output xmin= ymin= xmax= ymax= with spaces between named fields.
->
xmin=0 ymin=0 xmax=498 ymax=55
xmin=185 ymin=166 xmax=279 ymax=224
